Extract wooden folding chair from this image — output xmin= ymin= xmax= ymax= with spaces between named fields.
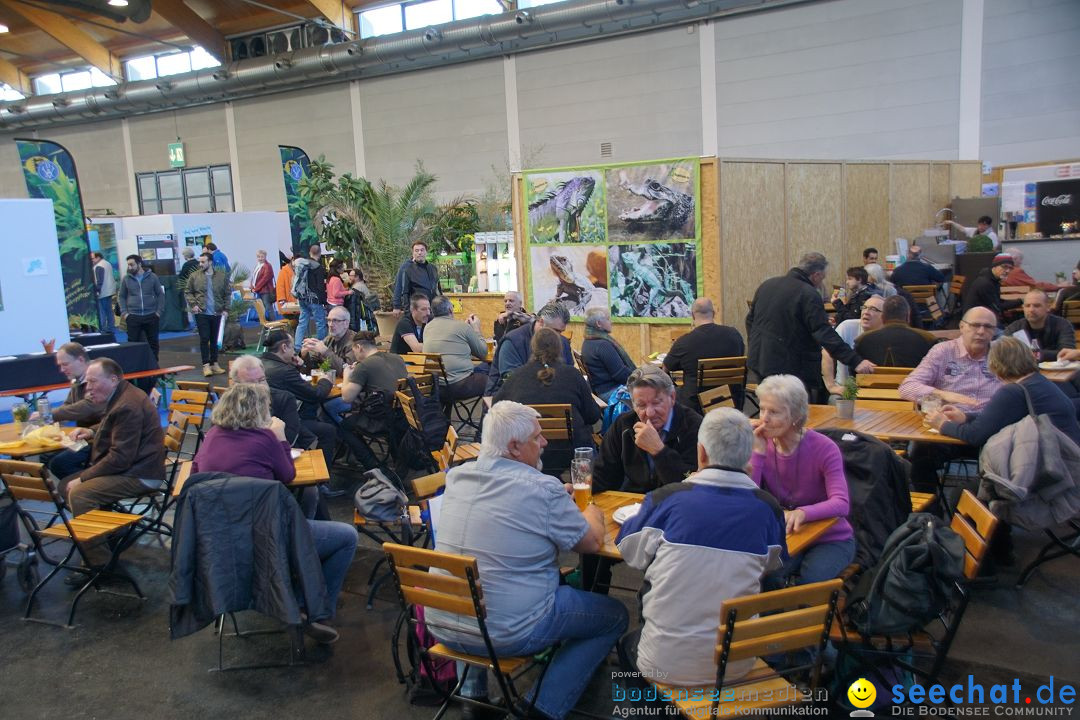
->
xmin=903 ymin=285 xmax=943 ymax=327
xmin=697 ymin=386 xmax=735 ymax=413
xmin=572 ymin=349 xmax=590 ymax=380
xmin=855 ymin=367 xmax=912 ymax=390
xmin=0 ymin=459 xmax=144 ymax=628
xmin=422 ymin=352 xmax=484 ymax=437
xmin=834 ymin=490 xmax=997 ymax=686
xmin=384 ymin=543 xmax=559 ymax=720
xmin=168 ymin=389 xmax=211 ymax=453
xmin=1063 ymin=300 xmax=1080 ymax=329
xmin=649 ymin=579 xmax=842 ymax=718
xmin=432 ymin=425 xmax=482 ymax=473
xmin=696 ymin=356 xmax=747 ymax=410
xmin=253 ymin=298 xmax=291 ymax=353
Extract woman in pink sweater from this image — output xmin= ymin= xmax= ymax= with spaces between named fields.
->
xmin=325 ymin=259 xmax=349 ymax=307
xmin=750 ymin=374 xmax=854 ymax=589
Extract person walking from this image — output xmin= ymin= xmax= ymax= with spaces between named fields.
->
xmin=118 ymin=254 xmax=165 ymax=359
xmin=250 ymin=249 xmax=276 ymax=320
xmin=184 ymin=251 xmax=230 ymax=376
xmin=91 ymin=252 xmax=116 ymax=334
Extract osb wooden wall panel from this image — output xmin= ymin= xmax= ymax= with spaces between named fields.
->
xmin=930 ymin=163 xmax=952 ymax=220
xmin=719 ymin=161 xmax=787 ymax=330
xmin=700 ymin=159 xmax=721 ymax=315
xmin=786 ymin=163 xmax=843 ymax=289
xmin=949 ymin=162 xmax=982 ymax=200
xmin=890 ymin=164 xmax=932 ymax=245
xmin=448 ymin=293 xmax=504 ymax=337
xmin=844 ymin=164 xmax=890 ymax=267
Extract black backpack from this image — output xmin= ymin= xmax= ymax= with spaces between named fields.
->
xmin=845 ymin=513 xmax=965 ymax=636
xmin=394 ymin=376 xmax=448 ymax=473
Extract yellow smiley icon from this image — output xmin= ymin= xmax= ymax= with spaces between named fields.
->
xmin=847 ymin=677 xmax=877 ymax=709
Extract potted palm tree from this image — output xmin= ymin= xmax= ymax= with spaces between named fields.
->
xmin=836 ymin=376 xmax=858 ymax=419
xmin=299 ymin=157 xmax=471 ymax=338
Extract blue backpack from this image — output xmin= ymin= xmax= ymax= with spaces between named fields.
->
xmin=600 ymin=385 xmax=631 ymax=433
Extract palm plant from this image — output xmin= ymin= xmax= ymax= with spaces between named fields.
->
xmin=301 ymin=158 xmax=470 ymax=307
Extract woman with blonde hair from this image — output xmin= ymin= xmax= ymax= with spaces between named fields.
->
xmin=926 ymin=336 xmax=1080 ymax=446
xmin=191 ymin=381 xmax=358 ymax=645
xmin=750 ymin=374 xmax=853 ymax=588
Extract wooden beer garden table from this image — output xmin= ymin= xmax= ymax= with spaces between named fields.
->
xmin=172 ymin=449 xmax=330 ymax=497
xmin=592 ymin=490 xmax=837 ymax=560
xmin=0 ymin=422 xmax=67 ymax=458
xmin=805 ymin=404 xmax=966 ymax=445
xmin=1040 ymin=363 xmax=1080 ymax=383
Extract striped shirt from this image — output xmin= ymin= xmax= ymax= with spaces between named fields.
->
xmin=898 ymin=337 xmax=1002 ymax=411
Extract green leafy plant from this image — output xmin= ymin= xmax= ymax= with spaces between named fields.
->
xmin=318 ymin=358 xmax=333 ymax=372
xmin=841 ymin=377 xmax=859 ymax=401
xmin=300 ymin=158 xmax=472 ymax=307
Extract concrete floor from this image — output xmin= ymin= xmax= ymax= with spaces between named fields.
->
xmin=2 ymin=330 xmax=1078 ymax=717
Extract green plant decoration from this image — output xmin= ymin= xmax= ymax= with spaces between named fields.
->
xmin=841 ymin=376 xmax=859 ymax=401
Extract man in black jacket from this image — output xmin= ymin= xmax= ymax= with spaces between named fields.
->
xmin=962 ymin=254 xmax=1020 ymax=323
xmin=663 ymin=298 xmax=744 ymax=410
xmin=392 ymin=240 xmax=441 ymax=312
xmin=889 ymin=245 xmax=946 ymax=288
xmin=855 ymin=296 xmax=940 ymax=368
xmin=261 ymin=329 xmax=380 ymax=473
xmin=1005 ymin=290 xmax=1076 ymax=361
xmin=593 ymin=365 xmax=701 ymax=495
xmin=747 ymin=252 xmax=874 ymax=403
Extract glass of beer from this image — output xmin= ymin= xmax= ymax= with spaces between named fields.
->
xmin=571 ymin=447 xmax=593 ymax=512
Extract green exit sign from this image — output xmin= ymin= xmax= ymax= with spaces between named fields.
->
xmin=168 ymin=142 xmax=186 ymax=168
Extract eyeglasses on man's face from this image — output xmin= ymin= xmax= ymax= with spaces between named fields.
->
xmin=961 ymin=320 xmax=995 ymax=332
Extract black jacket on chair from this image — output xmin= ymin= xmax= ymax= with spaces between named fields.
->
xmin=815 ymin=429 xmax=912 ymax=570
xmin=168 ymin=473 xmax=328 ymax=639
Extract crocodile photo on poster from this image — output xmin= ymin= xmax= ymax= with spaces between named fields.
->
xmin=606 ymin=161 xmax=696 ymax=242
xmin=609 ymin=243 xmax=696 ymax=319
xmin=526 ymin=170 xmax=606 ymax=245
xmin=530 ymin=245 xmax=609 ymax=318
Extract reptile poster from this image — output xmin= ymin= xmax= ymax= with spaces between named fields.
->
xmin=524 ymin=157 xmax=700 ymax=323
xmin=14 ymin=138 xmax=98 ymax=328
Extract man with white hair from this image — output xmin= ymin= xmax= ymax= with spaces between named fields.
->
xmin=1000 ymin=247 xmax=1059 ymax=291
xmin=493 ymin=290 xmax=530 ymax=342
xmin=301 ymin=305 xmax=356 ymax=375
xmin=427 ymin=401 xmax=628 ymax=720
xmin=580 ymin=306 xmax=635 ymax=400
xmin=230 ymin=354 xmax=317 ymax=451
xmin=616 ymin=408 xmax=786 ymax=687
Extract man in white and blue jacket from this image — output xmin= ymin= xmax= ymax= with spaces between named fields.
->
xmin=615 ymin=407 xmax=787 ymax=687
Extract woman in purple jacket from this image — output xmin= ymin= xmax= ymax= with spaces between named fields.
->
xmin=750 ymin=374 xmax=854 ymax=588
xmin=191 ymin=382 xmax=356 ymax=644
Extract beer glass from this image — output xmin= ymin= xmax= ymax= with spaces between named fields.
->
xmin=571 ymin=447 xmax=593 ymax=511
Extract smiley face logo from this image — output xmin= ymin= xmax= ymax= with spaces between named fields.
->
xmin=847 ymin=677 xmax=876 ymax=709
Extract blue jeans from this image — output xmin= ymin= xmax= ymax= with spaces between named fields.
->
xmin=49 ymin=446 xmax=91 ymax=481
xmin=765 ymin=537 xmax=856 ymax=590
xmin=296 ymin=302 xmax=327 ymax=350
xmin=306 ymin=519 xmax=357 ymax=620
xmin=98 ymin=296 xmax=115 ymax=333
xmin=446 ymin=585 xmax=628 ymax=719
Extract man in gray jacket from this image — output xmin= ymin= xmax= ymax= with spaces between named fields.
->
xmin=92 ymin=252 xmax=116 ymax=333
xmin=118 ymin=254 xmax=165 ymax=359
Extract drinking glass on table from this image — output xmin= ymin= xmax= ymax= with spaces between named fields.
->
xmin=571 ymin=447 xmax=593 ymax=512
xmin=918 ymin=395 xmax=943 ymax=419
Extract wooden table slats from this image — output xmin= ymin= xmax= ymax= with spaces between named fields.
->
xmin=172 ymin=449 xmax=330 ymax=496
xmin=592 ymin=491 xmax=837 ymax=560
xmin=0 ymin=422 xmax=68 ymax=458
xmin=805 ymin=405 xmax=966 ymax=445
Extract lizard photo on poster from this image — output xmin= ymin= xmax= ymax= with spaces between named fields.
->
xmin=530 ymin=245 xmax=609 ymax=319
xmin=605 ymin=161 xmax=696 ymax=242
xmin=609 ymin=243 xmax=697 ymax=319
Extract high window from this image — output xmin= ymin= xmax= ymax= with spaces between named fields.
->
xmin=136 ymin=165 xmax=234 ymax=215
xmin=359 ymin=0 xmax=505 ymax=38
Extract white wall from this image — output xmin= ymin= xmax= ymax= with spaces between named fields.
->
xmin=979 ymin=0 xmax=1080 ymax=166
xmin=0 ymin=199 xmax=71 ymax=356
xmin=104 ymin=211 xmax=292 ymax=277
xmin=713 ymin=0 xmax=963 ymax=160
xmin=1 ymin=0 xmax=1080 ymax=210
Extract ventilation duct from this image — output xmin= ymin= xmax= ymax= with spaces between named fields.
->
xmin=0 ymin=0 xmax=813 ymax=130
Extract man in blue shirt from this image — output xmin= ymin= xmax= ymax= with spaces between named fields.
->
xmin=890 ymin=245 xmax=946 ymax=288
xmin=427 ymin=401 xmax=627 ymax=720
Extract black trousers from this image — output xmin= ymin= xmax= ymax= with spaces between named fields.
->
xmin=194 ymin=313 xmax=222 ymax=365
xmin=125 ymin=313 xmax=160 ymax=359
xmin=909 ymin=442 xmax=978 ymax=493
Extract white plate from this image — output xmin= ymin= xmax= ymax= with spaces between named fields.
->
xmin=290 ymin=449 xmax=303 ymax=460
xmin=1040 ymin=361 xmax=1080 ymax=370
xmin=612 ymin=503 xmax=642 ymax=525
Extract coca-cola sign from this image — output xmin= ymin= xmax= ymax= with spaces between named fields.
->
xmin=1041 ymin=194 xmax=1072 ymax=207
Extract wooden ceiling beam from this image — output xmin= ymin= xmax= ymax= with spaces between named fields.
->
xmin=4 ymin=2 xmax=120 ymax=79
xmin=152 ymin=0 xmax=226 ymax=61
xmin=299 ymin=0 xmax=349 ymax=29
xmin=0 ymin=56 xmax=31 ymax=94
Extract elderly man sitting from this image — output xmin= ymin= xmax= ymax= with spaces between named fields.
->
xmin=580 ymin=306 xmax=635 ymax=400
xmin=40 ymin=342 xmax=106 ymax=481
xmin=616 ymin=407 xmax=786 ymax=687
xmin=426 ymin=401 xmax=628 ymax=720
xmin=423 ymin=295 xmax=490 ymax=401
xmin=899 ymin=306 xmax=1003 ymax=492
xmin=300 ymin=305 xmax=356 ymax=375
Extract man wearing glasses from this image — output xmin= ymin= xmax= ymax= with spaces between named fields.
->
xmin=899 ymin=306 xmax=1003 ymax=491
xmin=824 ymin=294 xmax=886 ymax=398
xmin=301 ymin=305 xmax=356 ymax=375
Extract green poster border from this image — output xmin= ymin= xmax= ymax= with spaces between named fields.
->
xmin=523 ymin=156 xmax=702 ymax=324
